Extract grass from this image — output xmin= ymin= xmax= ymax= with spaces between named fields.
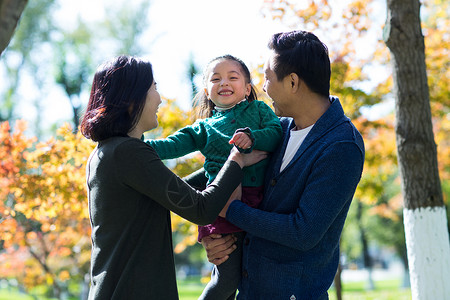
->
xmin=328 ymin=279 xmax=411 ymax=300
xmin=177 ymin=277 xmax=205 ymax=300
xmin=177 ymin=277 xmax=412 ymax=300
xmin=0 ymin=278 xmax=411 ymax=300
xmin=0 ymin=288 xmax=35 ymax=300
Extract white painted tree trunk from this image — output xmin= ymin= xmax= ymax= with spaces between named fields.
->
xmin=403 ymin=207 xmax=450 ymax=300
xmin=384 ymin=0 xmax=448 ymax=298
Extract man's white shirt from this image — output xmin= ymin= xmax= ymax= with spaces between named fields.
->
xmin=280 ymin=124 xmax=314 ymax=172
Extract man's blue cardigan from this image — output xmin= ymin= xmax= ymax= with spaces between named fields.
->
xmin=227 ymin=97 xmax=365 ymax=299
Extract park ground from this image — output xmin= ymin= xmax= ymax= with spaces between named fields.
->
xmin=0 ymin=268 xmax=411 ymax=299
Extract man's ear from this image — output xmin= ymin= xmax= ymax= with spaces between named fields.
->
xmin=289 ymin=73 xmax=300 ymax=93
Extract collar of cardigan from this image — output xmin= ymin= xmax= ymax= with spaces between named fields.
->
xmin=213 ymin=99 xmax=248 ymax=116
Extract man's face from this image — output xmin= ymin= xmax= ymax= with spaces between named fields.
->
xmin=263 ymin=52 xmax=287 ymax=117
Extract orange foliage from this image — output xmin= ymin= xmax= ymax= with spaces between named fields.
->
xmin=0 ymin=121 xmax=94 ymax=290
xmin=152 ymin=97 xmax=195 ymax=138
xmin=368 ymin=194 xmax=403 ymax=222
xmin=341 ymin=0 xmax=372 ymax=32
xmin=0 ymin=99 xmax=205 ymax=290
xmin=263 ymin=0 xmax=331 ymax=30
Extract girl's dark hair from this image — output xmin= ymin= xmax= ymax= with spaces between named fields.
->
xmin=193 ymin=54 xmax=257 ymax=119
xmin=80 ymin=55 xmax=154 ymax=141
xmin=268 ymin=30 xmax=330 ymax=98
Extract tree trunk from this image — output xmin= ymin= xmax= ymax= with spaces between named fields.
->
xmin=333 ymin=262 xmax=342 ymax=300
xmin=0 ymin=0 xmax=28 ymax=55
xmin=383 ymin=0 xmax=450 ymax=299
xmin=357 ymin=201 xmax=374 ymax=290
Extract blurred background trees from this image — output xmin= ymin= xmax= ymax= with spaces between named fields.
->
xmin=0 ymin=0 xmax=448 ymax=299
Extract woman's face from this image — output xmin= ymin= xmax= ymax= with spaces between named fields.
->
xmin=205 ymin=59 xmax=251 ymax=110
xmin=139 ymin=81 xmax=162 ymax=132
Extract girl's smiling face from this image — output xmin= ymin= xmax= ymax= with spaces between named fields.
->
xmin=205 ymin=59 xmax=252 ymax=110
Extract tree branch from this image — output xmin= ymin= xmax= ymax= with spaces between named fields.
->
xmin=0 ymin=0 xmax=28 ymax=55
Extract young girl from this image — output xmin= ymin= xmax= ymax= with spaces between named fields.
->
xmin=146 ymin=55 xmax=282 ymax=299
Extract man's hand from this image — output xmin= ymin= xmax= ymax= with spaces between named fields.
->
xmin=201 ymin=234 xmax=237 ymax=265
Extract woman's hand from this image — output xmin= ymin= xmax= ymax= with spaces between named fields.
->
xmin=228 ymin=147 xmax=268 ymax=168
xmin=219 ymin=184 xmax=242 ymax=218
xmin=201 ymin=234 xmax=237 ymax=265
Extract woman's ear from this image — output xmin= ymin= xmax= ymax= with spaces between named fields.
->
xmin=128 ymin=103 xmax=134 ymax=115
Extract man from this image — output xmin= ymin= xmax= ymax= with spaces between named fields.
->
xmin=200 ymin=30 xmax=365 ymax=299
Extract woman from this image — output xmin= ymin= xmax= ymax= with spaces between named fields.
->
xmin=80 ymin=55 xmax=266 ymax=300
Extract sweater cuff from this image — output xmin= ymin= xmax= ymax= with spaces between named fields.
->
xmin=226 ymin=200 xmax=246 ymax=226
xmin=234 ymin=127 xmax=255 ymax=154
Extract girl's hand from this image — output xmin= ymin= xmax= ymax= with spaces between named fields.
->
xmin=229 ymin=131 xmax=253 ymax=149
xmin=228 ymin=147 xmax=268 ymax=168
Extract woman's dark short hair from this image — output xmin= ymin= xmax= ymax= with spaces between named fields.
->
xmin=80 ymin=55 xmax=154 ymax=141
xmin=268 ymin=30 xmax=331 ymax=98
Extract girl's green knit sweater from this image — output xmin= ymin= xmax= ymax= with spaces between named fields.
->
xmin=147 ymin=100 xmax=282 ymax=187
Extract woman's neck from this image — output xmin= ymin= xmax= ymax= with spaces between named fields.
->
xmin=128 ymin=127 xmax=143 ymax=139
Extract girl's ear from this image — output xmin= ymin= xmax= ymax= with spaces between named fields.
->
xmin=245 ymin=83 xmax=252 ymax=97
xmin=204 ymin=88 xmax=209 ymax=98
